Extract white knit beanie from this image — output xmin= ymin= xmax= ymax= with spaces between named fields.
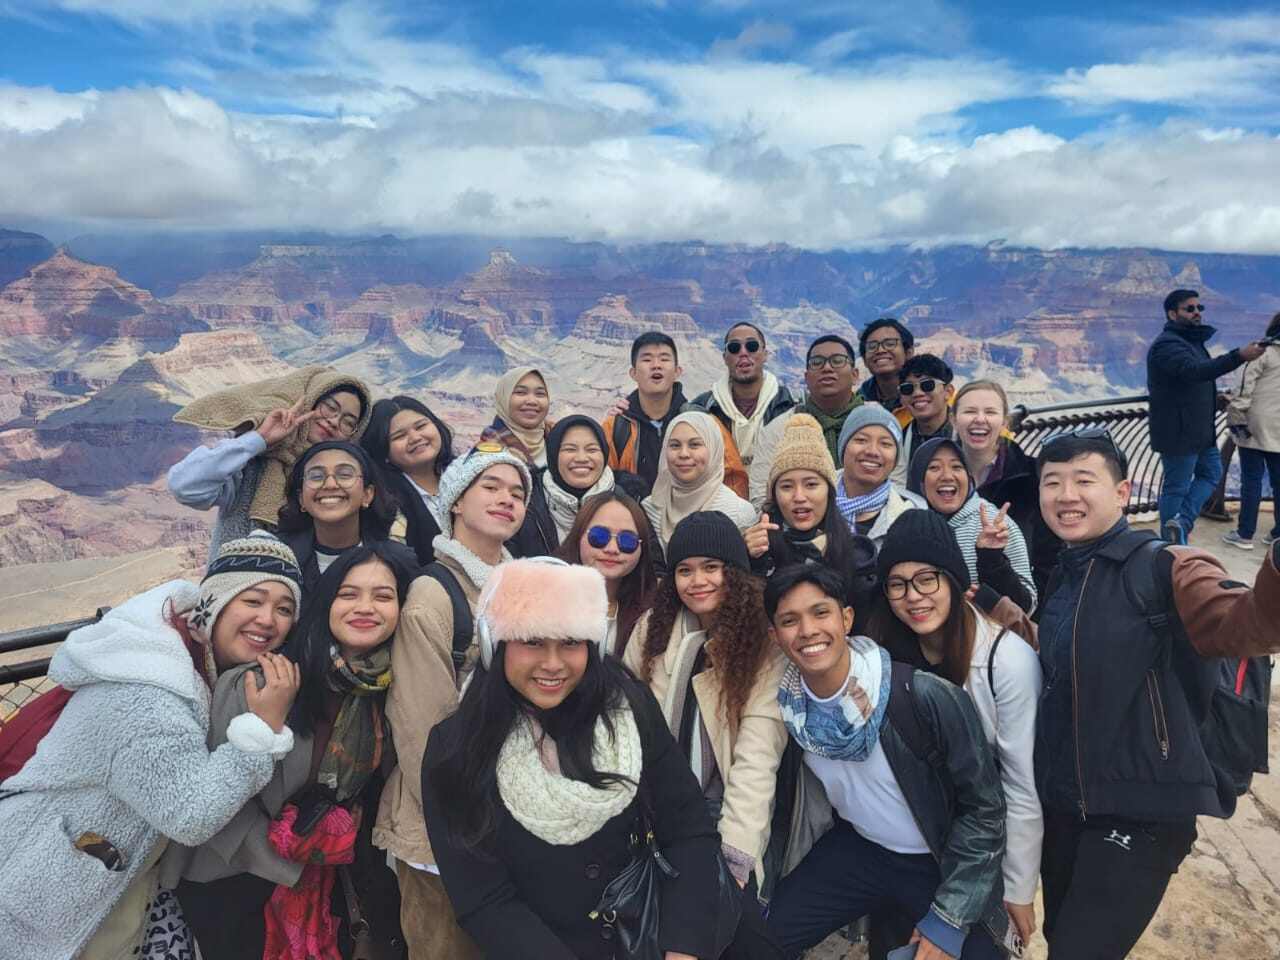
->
xmin=436 ymin=442 xmax=535 ymax=539
xmin=185 ymin=536 xmax=304 ymax=640
xmin=475 ymin=558 xmax=609 ymax=669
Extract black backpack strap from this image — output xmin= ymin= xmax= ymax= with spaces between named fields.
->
xmin=421 ymin=562 xmax=474 ymax=676
xmin=987 ymin=628 xmax=1007 ymax=692
xmin=1118 ymin=535 xmax=1176 ymax=639
xmin=885 ymin=661 xmax=945 ymax=773
xmin=611 ymin=414 xmax=633 ymax=464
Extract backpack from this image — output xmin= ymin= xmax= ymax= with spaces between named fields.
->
xmin=420 ymin=561 xmax=475 ymax=682
xmin=885 ymin=661 xmax=948 ymax=777
xmin=0 ymin=684 xmax=74 ymax=782
xmin=1122 ymin=535 xmax=1272 ymax=797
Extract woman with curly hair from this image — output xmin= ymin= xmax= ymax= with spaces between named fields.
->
xmin=623 ymin=511 xmax=788 ymax=931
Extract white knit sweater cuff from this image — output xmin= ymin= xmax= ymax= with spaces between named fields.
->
xmin=227 ymin=713 xmax=295 ymax=759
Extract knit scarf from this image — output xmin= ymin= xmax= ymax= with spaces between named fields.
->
xmin=496 ymin=707 xmax=642 ymax=846
xmin=318 ymin=643 xmax=392 ymax=803
xmin=543 ymin=465 xmax=616 ymax=544
xmin=777 ymin=636 xmax=891 ymax=761
xmin=431 ymin=535 xmax=511 ymax=589
xmin=835 ymin=478 xmax=892 ymax=527
xmin=710 ymin=370 xmax=782 ymax=464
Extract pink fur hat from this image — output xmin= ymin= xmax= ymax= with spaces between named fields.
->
xmin=476 ymin=557 xmax=609 ymax=668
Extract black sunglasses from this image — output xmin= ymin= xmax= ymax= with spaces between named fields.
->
xmin=898 ymin=378 xmax=938 ymax=396
xmin=726 ymin=339 xmax=761 ymax=355
xmin=1180 ymin=304 xmax=1206 ymax=313
xmin=586 ymin=526 xmax=640 ymax=554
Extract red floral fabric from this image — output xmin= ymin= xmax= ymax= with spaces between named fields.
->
xmin=262 ymin=803 xmax=358 ymax=960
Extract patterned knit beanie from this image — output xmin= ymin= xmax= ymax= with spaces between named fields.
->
xmin=186 ymin=536 xmax=304 ymax=640
xmin=476 ymin=557 xmax=609 ymax=668
xmin=437 ymin=442 xmax=535 ymax=539
xmin=836 ymin=404 xmax=903 ymax=465
xmin=768 ymin=413 xmax=839 ymax=495
xmin=875 ymin=509 xmax=971 ymax=591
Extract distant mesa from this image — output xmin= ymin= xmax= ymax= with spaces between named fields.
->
xmin=0 ymin=229 xmax=57 ymax=288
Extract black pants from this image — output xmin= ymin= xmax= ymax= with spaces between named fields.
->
xmin=176 ymin=873 xmax=275 ymax=960
xmin=1041 ymin=811 xmax=1197 ymax=959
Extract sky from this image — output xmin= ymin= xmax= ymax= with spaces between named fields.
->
xmin=1 ymin=1 xmax=1279 ymax=252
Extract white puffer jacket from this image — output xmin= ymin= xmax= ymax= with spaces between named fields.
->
xmin=0 ymin=581 xmax=290 ymax=959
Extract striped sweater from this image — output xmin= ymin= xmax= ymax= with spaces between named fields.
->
xmin=948 ymin=494 xmax=1037 ymax=609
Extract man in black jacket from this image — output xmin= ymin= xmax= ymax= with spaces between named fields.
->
xmin=1147 ymin=288 xmax=1265 ymax=543
xmin=764 ymin=564 xmax=1007 ymax=960
xmin=1035 ymin=430 xmax=1280 ymax=958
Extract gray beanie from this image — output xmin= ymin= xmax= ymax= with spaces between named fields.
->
xmin=837 ymin=405 xmax=904 ymax=464
xmin=437 ymin=442 xmax=534 ymax=538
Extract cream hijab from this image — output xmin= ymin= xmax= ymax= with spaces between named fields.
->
xmin=642 ymin=411 xmax=758 ymax=545
xmin=493 ymin=366 xmax=550 ymax=465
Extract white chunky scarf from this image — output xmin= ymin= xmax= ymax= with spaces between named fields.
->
xmin=431 ymin=534 xmax=511 ymax=589
xmin=496 ymin=707 xmax=642 ymax=846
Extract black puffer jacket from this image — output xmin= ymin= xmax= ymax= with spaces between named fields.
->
xmin=1146 ymin=321 xmax=1245 ymax=454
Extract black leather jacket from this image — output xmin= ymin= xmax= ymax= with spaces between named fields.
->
xmin=770 ymin=668 xmax=1008 ymax=944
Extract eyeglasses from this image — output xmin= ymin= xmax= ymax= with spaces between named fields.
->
xmin=1041 ymin=426 xmax=1127 ymax=467
xmin=898 ymin=378 xmax=939 ymax=396
xmin=806 ymin=354 xmax=852 ymax=370
xmin=303 ymin=465 xmax=362 ymax=488
xmin=726 ymin=339 xmax=761 ymax=355
xmin=586 ymin=526 xmax=640 ymax=554
xmin=315 ymin=396 xmax=360 ymax=436
xmin=883 ymin=569 xmax=942 ymax=600
xmin=1180 ymin=304 xmax=1206 ymax=314
xmin=864 ymin=337 xmax=901 ymax=354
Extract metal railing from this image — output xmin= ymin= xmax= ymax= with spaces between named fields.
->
xmin=0 ymin=609 xmax=108 ymax=721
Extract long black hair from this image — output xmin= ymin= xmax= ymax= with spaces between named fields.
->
xmin=866 ymin=569 xmax=976 ymax=686
xmin=284 ymin=541 xmax=417 ymax=737
xmin=425 ymin=642 xmax=637 ymax=853
xmin=277 ymin=440 xmax=397 ymax=541
xmin=361 ymin=395 xmax=457 ymax=480
xmin=766 ymin=479 xmax=870 ymax=599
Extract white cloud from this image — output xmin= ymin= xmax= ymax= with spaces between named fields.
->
xmin=1049 ymin=53 xmax=1280 ymax=107
xmin=708 ymin=20 xmax=796 ymax=60
xmin=9 ymin=0 xmax=315 ymax=25
xmin=0 ymin=84 xmax=97 ymax=132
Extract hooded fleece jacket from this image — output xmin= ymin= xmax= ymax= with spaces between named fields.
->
xmin=0 ymin=581 xmax=287 ymax=960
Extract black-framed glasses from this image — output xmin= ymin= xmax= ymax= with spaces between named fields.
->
xmin=586 ymin=526 xmax=640 ymax=554
xmin=898 ymin=378 xmax=938 ymax=396
xmin=303 ymin=464 xmax=362 ymax=488
xmin=315 ymin=396 xmax=360 ymax=436
xmin=883 ymin=569 xmax=942 ymax=600
xmin=726 ymin=339 xmax=761 ymax=355
xmin=1180 ymin=304 xmax=1206 ymax=314
xmin=806 ymin=354 xmax=852 ymax=370
xmin=864 ymin=336 xmax=901 ymax=354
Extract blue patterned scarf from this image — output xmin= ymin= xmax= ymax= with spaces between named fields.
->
xmin=777 ymin=636 xmax=891 ymax=761
xmin=835 ymin=478 xmax=892 ymax=527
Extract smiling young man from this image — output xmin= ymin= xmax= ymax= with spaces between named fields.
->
xmin=834 ymin=404 xmax=924 ymax=544
xmin=604 ymin=331 xmax=747 ymax=498
xmin=374 ymin=444 xmax=532 ymax=960
xmin=763 ymin=563 xmax=1009 ymax=960
xmin=858 ymin=318 xmax=915 ymax=415
xmin=793 ymin=335 xmax=865 ymax=464
xmin=890 ymin=354 xmax=956 ymax=487
xmin=1033 ymin=431 xmax=1280 ymax=959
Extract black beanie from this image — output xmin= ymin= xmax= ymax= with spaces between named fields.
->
xmin=666 ymin=510 xmax=750 ymax=573
xmin=876 ymin=509 xmax=971 ymax=591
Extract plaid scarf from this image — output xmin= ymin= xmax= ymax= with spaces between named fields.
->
xmin=835 ymin=478 xmax=892 ymax=527
xmin=777 ymin=636 xmax=891 ymax=761
xmin=318 ymin=643 xmax=392 ymax=803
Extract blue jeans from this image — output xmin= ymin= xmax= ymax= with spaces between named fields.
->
xmin=1159 ymin=446 xmax=1223 ymax=536
xmin=1237 ymin=447 xmax=1280 ymax=539
xmin=766 ymin=819 xmax=1003 ymax=960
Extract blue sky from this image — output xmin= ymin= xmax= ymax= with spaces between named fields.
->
xmin=1 ymin=1 xmax=1278 ymax=251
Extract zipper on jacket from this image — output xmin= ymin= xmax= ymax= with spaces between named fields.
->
xmin=1070 ymin=561 xmax=1094 ymax=821
xmin=1146 ymin=671 xmax=1170 ymax=760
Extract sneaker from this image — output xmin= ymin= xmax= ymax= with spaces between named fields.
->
xmin=1263 ymin=533 xmax=1278 ymax=547
xmin=1163 ymin=518 xmax=1186 ymax=545
xmin=1221 ymin=530 xmax=1255 ymax=550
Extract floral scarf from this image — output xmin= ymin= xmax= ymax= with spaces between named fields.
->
xmin=317 ymin=643 xmax=392 ymax=803
xmin=777 ymin=636 xmax=891 ymax=761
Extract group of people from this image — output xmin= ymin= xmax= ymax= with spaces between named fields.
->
xmin=1 ymin=296 xmax=1278 ymax=960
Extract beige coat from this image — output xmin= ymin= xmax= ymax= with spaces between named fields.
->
xmin=373 ymin=552 xmax=481 ymax=867
xmin=624 ymin=609 xmax=788 ymax=885
xmin=1228 ymin=349 xmax=1280 ymax=452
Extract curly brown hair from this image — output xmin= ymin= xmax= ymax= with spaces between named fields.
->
xmin=638 ymin=564 xmax=771 ymax=735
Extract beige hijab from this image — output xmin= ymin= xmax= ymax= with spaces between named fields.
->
xmin=173 ymin=364 xmax=371 ymax=527
xmin=642 ymin=411 xmax=758 ymax=545
xmin=493 ymin=366 xmax=550 ymax=466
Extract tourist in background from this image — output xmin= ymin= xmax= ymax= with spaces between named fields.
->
xmin=1147 ymin=288 xmax=1265 ymax=544
xmin=275 ymin=439 xmax=406 ymax=592
xmin=423 ymin=558 xmax=736 ymax=960
xmin=858 ymin=318 xmax=915 ymax=415
xmin=833 ymin=404 xmax=923 ymax=544
xmin=907 ymin=437 xmax=1036 ymax=612
xmin=169 ymin=365 xmax=371 ymax=559
xmin=953 ymin=380 xmax=1062 ymax=597
xmin=373 ymin=445 xmax=532 ymax=960
xmin=554 ymin=490 xmax=660 ymax=658
xmin=624 ymin=511 xmax=788 ymax=951
xmin=1223 ymin=312 xmax=1280 ymax=550
xmin=170 ymin=543 xmax=414 ymax=960
xmin=0 ymin=537 xmax=303 ymax=960
xmin=890 ymin=353 xmax=956 ymax=487
xmin=642 ymin=411 xmax=758 ymax=554
xmin=870 ymin=511 xmax=1043 ymax=950
xmin=361 ymin=395 xmax=457 ymax=566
